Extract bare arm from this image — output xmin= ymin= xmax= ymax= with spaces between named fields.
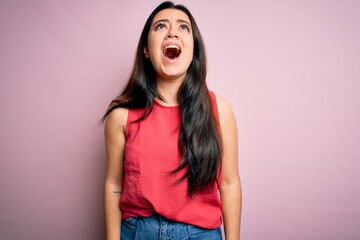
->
xmin=104 ymin=108 xmax=128 ymax=240
xmin=217 ymin=95 xmax=242 ymax=240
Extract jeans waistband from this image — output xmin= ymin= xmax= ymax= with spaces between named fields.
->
xmin=121 ymin=214 xmax=222 ymax=240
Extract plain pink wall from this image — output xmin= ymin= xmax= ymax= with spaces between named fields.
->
xmin=1 ymin=0 xmax=359 ymax=239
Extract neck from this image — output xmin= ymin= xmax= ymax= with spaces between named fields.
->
xmin=156 ymin=76 xmax=184 ymax=106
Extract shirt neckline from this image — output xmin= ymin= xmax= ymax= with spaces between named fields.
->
xmin=154 ymin=99 xmax=180 ymax=108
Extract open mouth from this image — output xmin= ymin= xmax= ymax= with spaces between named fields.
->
xmin=163 ymin=45 xmax=181 ymax=60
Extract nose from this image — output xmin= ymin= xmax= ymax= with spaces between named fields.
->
xmin=165 ymin=24 xmax=178 ymax=39
xmin=165 ymin=33 xmax=178 ymax=39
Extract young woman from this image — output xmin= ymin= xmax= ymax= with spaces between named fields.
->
xmin=103 ymin=2 xmax=241 ymax=239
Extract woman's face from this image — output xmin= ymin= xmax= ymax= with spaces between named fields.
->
xmin=145 ymin=9 xmax=194 ymax=82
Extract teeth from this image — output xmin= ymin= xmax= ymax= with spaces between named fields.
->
xmin=165 ymin=45 xmax=180 ymax=50
xmin=163 ymin=45 xmax=181 ymax=59
xmin=163 ymin=45 xmax=180 ymax=53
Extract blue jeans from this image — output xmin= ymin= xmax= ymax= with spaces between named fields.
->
xmin=121 ymin=214 xmax=222 ymax=240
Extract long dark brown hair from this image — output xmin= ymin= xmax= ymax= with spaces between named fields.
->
xmin=103 ymin=1 xmax=222 ymax=195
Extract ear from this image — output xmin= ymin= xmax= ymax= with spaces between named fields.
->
xmin=143 ymin=47 xmax=149 ymax=58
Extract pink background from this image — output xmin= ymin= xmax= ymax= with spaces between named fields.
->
xmin=1 ymin=0 xmax=359 ymax=239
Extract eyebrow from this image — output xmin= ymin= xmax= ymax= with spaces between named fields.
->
xmin=153 ymin=19 xmax=191 ymax=26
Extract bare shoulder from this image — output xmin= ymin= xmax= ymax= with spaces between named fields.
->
xmin=214 ymin=96 xmax=239 ymax=185
xmin=215 ymin=94 xmax=236 ymax=125
xmin=104 ymin=108 xmax=129 ymax=134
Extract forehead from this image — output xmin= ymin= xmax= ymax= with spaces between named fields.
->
xmin=152 ymin=8 xmax=191 ymax=24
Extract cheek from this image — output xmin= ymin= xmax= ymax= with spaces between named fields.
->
xmin=184 ymin=36 xmax=194 ymax=55
xmin=147 ymin=35 xmax=160 ymax=53
xmin=148 ymin=38 xmax=161 ymax=55
xmin=185 ymin=41 xmax=194 ymax=57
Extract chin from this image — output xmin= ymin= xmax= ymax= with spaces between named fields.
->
xmin=158 ymin=65 xmax=186 ymax=76
xmin=158 ymin=71 xmax=187 ymax=81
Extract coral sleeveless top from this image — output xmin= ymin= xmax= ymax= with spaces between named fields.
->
xmin=120 ymin=91 xmax=222 ymax=229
